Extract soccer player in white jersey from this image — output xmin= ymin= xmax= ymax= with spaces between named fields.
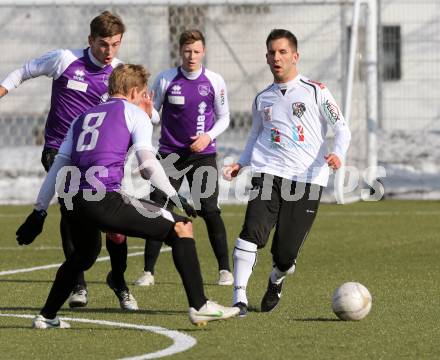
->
xmin=135 ymin=30 xmax=234 ymax=287
xmin=0 ymin=11 xmax=142 ymax=310
xmin=223 ymin=29 xmax=351 ymax=316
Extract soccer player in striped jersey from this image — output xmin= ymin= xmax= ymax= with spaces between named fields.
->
xmin=15 ymin=64 xmax=239 ymax=328
xmin=0 ymin=11 xmax=145 ymax=309
xmin=135 ymin=30 xmax=233 ymax=288
xmin=223 ymin=29 xmax=351 ymax=316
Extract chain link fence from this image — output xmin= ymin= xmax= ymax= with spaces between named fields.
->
xmin=0 ymin=0 xmax=439 ymax=201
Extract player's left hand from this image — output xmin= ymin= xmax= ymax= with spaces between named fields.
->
xmin=139 ymin=90 xmax=155 ymax=119
xmin=190 ymin=134 xmax=211 ymax=153
xmin=170 ymin=194 xmax=198 ymax=218
xmin=325 ymin=153 xmax=341 ymax=170
xmin=16 ymin=209 xmax=47 ymax=245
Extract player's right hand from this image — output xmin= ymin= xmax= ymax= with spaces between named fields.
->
xmin=139 ymin=89 xmax=155 ymax=118
xmin=222 ymin=163 xmax=241 ymax=181
xmin=16 ymin=209 xmax=47 ymax=245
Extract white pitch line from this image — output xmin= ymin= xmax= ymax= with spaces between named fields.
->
xmin=0 ymin=247 xmax=171 ymax=277
xmin=0 ymin=313 xmax=196 ymax=360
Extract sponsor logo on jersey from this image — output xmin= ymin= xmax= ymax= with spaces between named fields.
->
xmin=73 ymin=69 xmax=86 ymax=82
xmin=197 ymin=101 xmax=207 ymax=135
xmin=308 ymin=79 xmax=326 ymax=89
xmin=198 ymin=84 xmax=210 ymax=96
xmin=323 ymin=99 xmax=340 ymax=124
xmin=263 ymin=106 xmax=272 ymax=121
xmin=171 ymin=84 xmax=182 ymax=95
xmin=270 ymin=127 xmax=281 ymax=143
xmin=168 ymin=95 xmax=185 ymax=105
xmin=198 ymin=101 xmax=207 ymax=115
xmin=67 ymin=79 xmax=88 ymax=92
xmin=292 ymin=124 xmax=305 ymax=142
xmin=292 ymin=102 xmax=306 ymax=118
xmin=220 ymin=89 xmax=225 ymax=105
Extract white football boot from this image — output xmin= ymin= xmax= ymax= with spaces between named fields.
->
xmin=68 ymin=286 xmax=88 ymax=308
xmin=135 ymin=271 xmax=155 ymax=286
xmin=218 ymin=270 xmax=234 ymax=286
xmin=32 ymin=315 xmax=70 ymax=329
xmin=189 ymin=300 xmax=240 ymax=326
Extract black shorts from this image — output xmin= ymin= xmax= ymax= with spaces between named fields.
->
xmin=239 ymin=173 xmax=323 ymax=270
xmin=153 ymin=152 xmax=221 ymax=217
xmin=60 ymin=191 xmax=188 ymax=245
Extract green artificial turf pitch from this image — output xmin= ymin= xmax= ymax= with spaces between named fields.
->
xmin=0 ymin=200 xmax=439 ymax=359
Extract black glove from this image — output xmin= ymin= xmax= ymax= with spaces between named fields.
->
xmin=16 ymin=209 xmax=47 ymax=245
xmin=170 ymin=194 xmax=198 ymax=218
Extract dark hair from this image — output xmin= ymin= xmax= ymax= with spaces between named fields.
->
xmin=90 ymin=11 xmax=125 ymax=38
xmin=266 ymin=29 xmax=298 ymax=51
xmin=179 ymin=29 xmax=205 ymax=48
xmin=108 ymin=64 xmax=150 ymax=96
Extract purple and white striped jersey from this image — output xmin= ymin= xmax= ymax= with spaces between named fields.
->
xmin=35 ymin=98 xmax=177 ymax=211
xmin=1 ymin=48 xmax=122 ymax=150
xmin=62 ymin=98 xmax=154 ymax=191
xmin=151 ymin=66 xmax=230 ymax=155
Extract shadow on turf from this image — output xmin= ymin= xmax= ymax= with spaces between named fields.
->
xmin=0 ymin=306 xmax=187 ymax=316
xmin=0 ymin=279 xmax=54 ymax=284
xmin=290 ymin=317 xmax=340 ymax=322
xmin=0 ymin=279 xmax=186 ymax=286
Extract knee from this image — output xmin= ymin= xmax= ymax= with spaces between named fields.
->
xmin=73 ymin=254 xmax=97 ymax=272
xmin=274 ymin=258 xmax=296 ymax=274
xmin=106 ymin=233 xmax=127 ymax=245
xmin=233 ymin=238 xmax=258 ymax=258
xmin=174 ymin=221 xmax=193 ymax=238
xmin=69 ymin=249 xmax=99 ymax=271
xmin=239 ymin=227 xmax=266 ymax=249
xmin=197 ymin=199 xmax=220 ymax=218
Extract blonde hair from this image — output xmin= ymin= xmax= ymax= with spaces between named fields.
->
xmin=108 ymin=64 xmax=150 ymax=96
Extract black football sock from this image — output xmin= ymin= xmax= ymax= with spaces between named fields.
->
xmin=143 ymin=239 xmax=162 ymax=274
xmin=204 ymin=213 xmax=230 ymax=271
xmin=106 ymin=235 xmax=127 ymax=289
xmin=171 ymin=237 xmax=207 ymax=310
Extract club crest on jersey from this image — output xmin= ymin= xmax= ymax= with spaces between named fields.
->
xmin=323 ymin=99 xmax=340 ymax=124
xmin=263 ymin=106 xmax=273 ymax=121
xmin=292 ymin=102 xmax=306 ymax=118
xmin=73 ymin=69 xmax=85 ymax=82
xmin=198 ymin=84 xmax=210 ymax=96
xmin=100 ymin=92 xmax=109 ymax=103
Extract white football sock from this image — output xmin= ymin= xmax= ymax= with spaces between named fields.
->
xmin=233 ymin=238 xmax=257 ymax=305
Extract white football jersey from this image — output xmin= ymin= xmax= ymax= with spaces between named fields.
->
xmin=239 ymin=74 xmax=351 ymax=187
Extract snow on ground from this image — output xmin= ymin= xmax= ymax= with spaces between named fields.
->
xmin=1 ymin=130 xmax=439 ymax=205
